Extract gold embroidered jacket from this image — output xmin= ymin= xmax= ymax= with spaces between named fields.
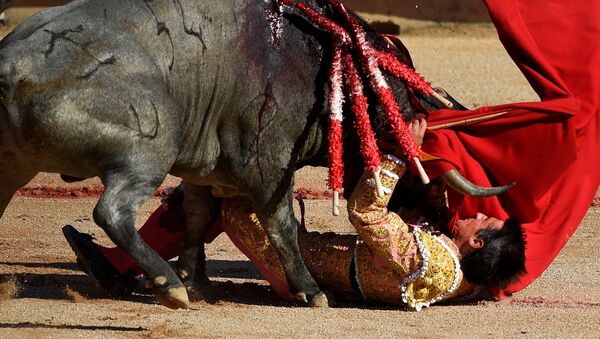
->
xmin=221 ymin=156 xmax=473 ymax=310
xmin=347 ymin=155 xmax=473 ymax=309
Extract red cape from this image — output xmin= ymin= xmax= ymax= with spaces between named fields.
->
xmin=422 ymin=0 xmax=600 ymax=298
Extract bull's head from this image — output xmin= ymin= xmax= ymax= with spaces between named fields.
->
xmin=283 ymin=0 xmax=514 ymax=207
xmin=327 ymin=6 xmax=515 ymax=202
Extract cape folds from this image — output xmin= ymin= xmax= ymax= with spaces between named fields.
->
xmin=422 ymin=0 xmax=600 ymax=297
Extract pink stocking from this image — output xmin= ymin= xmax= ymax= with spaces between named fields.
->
xmin=97 ymin=201 xmax=223 ymax=274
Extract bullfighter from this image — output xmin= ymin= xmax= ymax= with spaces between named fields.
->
xmin=63 ymin=119 xmax=526 ymax=310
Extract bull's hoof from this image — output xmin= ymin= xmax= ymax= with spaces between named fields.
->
xmin=153 ymin=286 xmax=190 ymax=310
xmin=188 ymin=284 xmax=219 ymax=304
xmin=182 ymin=274 xmax=219 ymax=304
xmin=308 ymin=292 xmax=331 ymax=308
xmin=146 ymin=276 xmax=190 ymax=309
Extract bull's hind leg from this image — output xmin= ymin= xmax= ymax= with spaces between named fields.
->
xmin=252 ymin=186 xmax=329 ymax=307
xmin=176 ymin=183 xmax=219 ymax=294
xmin=93 ymin=169 xmax=188 ymax=309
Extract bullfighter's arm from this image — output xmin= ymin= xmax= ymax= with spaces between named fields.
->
xmin=347 ymin=155 xmax=421 ymax=276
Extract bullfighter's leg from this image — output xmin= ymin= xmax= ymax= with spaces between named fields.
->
xmin=93 ymin=170 xmax=189 ymax=309
xmin=175 ymin=183 xmax=220 ymax=293
xmin=251 ymin=186 xmax=329 ymax=307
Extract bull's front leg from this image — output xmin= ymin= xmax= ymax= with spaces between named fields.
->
xmin=252 ymin=184 xmax=330 ymax=307
xmin=176 ymin=183 xmax=220 ymax=296
xmin=94 ymin=169 xmax=189 ymax=309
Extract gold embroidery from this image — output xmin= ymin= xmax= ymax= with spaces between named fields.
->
xmin=400 ymin=232 xmax=466 ymax=310
xmin=221 ymin=199 xmax=287 ymax=282
xmin=221 ymin=198 xmax=357 ymax=297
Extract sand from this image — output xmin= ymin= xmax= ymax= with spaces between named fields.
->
xmin=0 ymin=198 xmax=599 ymax=337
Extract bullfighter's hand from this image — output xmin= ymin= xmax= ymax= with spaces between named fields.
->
xmin=408 ymin=118 xmax=427 ymax=147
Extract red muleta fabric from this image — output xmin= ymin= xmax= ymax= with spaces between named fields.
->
xmin=421 ymin=0 xmax=600 ymax=298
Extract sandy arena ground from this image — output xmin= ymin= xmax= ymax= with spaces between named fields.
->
xmin=1 ymin=15 xmax=600 ymax=338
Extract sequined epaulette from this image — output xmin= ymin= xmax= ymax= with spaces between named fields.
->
xmin=399 ymin=228 xmax=462 ymax=311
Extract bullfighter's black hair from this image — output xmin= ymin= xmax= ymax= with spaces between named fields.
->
xmin=460 ymin=217 xmax=527 ymax=289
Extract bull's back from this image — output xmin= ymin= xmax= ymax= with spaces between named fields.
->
xmin=0 ymin=0 xmax=186 ymax=175
xmin=0 ymin=0 xmax=324 ymax=179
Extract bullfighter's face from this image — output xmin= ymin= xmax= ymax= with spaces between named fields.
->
xmin=452 ymin=213 xmax=505 ymax=255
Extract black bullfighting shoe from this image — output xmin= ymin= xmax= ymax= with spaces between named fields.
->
xmin=62 ymin=225 xmax=140 ymax=296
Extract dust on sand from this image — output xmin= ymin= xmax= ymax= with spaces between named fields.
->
xmin=64 ymin=286 xmax=90 ymax=304
xmin=0 ymin=279 xmax=18 ymax=305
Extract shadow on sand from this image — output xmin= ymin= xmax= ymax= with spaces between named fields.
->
xmin=0 ymin=322 xmax=145 ymax=332
xmin=0 ymin=259 xmax=444 ymax=310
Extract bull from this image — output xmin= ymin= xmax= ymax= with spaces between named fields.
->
xmin=0 ymin=0 xmax=507 ymax=308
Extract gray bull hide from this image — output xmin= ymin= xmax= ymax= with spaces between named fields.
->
xmin=0 ymin=0 xmax=458 ymax=308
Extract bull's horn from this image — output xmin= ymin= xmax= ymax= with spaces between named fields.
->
xmin=441 ymin=169 xmax=516 ymax=197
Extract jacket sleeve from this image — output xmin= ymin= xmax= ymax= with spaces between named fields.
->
xmin=347 ymin=155 xmax=420 ymax=275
